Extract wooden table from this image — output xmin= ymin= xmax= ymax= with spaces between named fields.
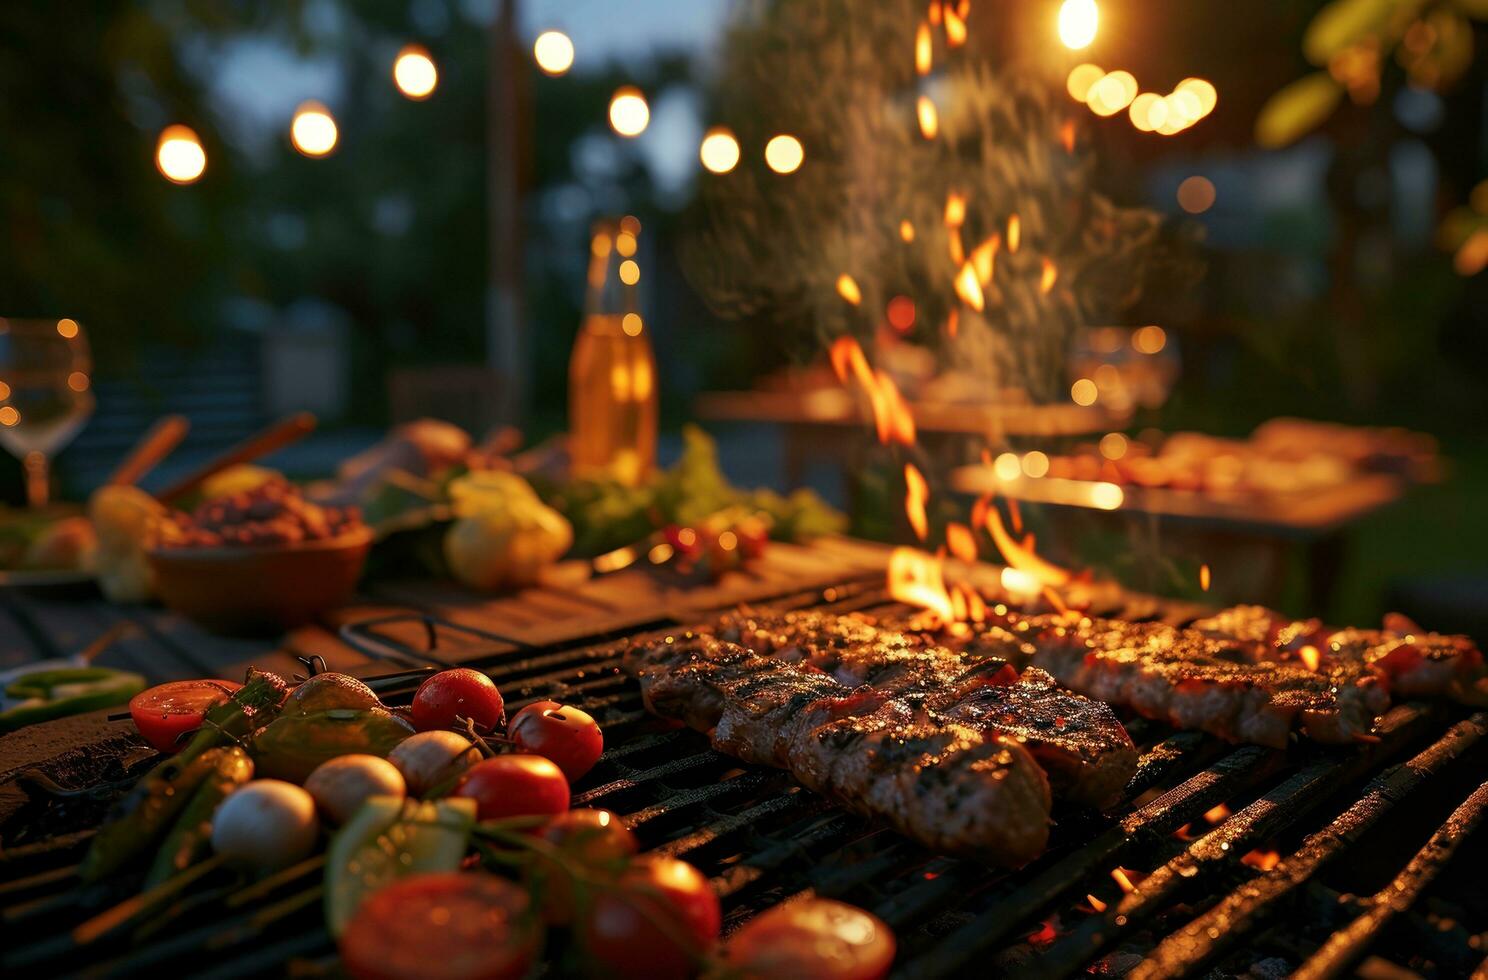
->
xmin=0 ymin=536 xmax=900 ymax=686
xmin=949 ymin=466 xmax=1408 ymax=612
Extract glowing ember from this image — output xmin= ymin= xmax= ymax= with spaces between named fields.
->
xmin=1110 ymin=867 xmax=1138 ymax=893
xmin=1203 ymin=803 xmax=1231 ymax=824
xmin=915 ymin=22 xmax=933 ymax=75
xmin=948 ymin=228 xmax=965 ymax=266
xmin=946 ymin=522 xmax=977 ymax=562
xmin=1006 ymin=213 xmax=1021 ymax=253
xmin=917 ymin=96 xmax=940 ymax=139
xmin=971 ymin=235 xmax=1000 ymax=284
xmin=954 ymin=262 xmax=985 ymax=312
xmin=943 ymin=4 xmax=967 ymax=46
xmin=1086 ymin=893 xmax=1108 ymax=913
xmin=899 ymin=219 xmax=916 ymax=242
xmin=1039 ymin=257 xmax=1058 ymax=294
xmin=1199 ymin=563 xmax=1211 ymax=592
xmin=945 ymin=307 xmax=959 ymax=338
xmin=888 ymin=547 xmax=954 ymax=622
xmin=1059 ymin=118 xmax=1077 ymax=153
xmin=1241 ymin=849 xmax=1281 ymax=871
xmin=1299 ymin=645 xmax=1321 ymax=672
xmin=836 ymin=274 xmax=863 ymax=305
xmin=944 ymin=192 xmax=967 ymax=227
xmin=905 ymin=464 xmax=930 ymax=541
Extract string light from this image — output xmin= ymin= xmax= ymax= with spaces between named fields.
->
xmin=699 ymin=128 xmax=741 ymax=174
xmin=291 ymin=102 xmax=338 ymax=157
xmin=392 ymin=45 xmax=438 ymax=100
xmin=156 ymin=125 xmax=206 ymax=184
xmin=1058 ymin=0 xmax=1099 ymax=50
xmin=609 ymin=88 xmax=649 ymax=137
xmin=764 ymin=134 xmax=804 ymax=174
xmin=1071 ymin=378 xmax=1098 ymax=405
xmin=57 ymin=318 xmax=80 ymax=339
xmin=533 ymin=30 xmax=574 ymax=76
xmin=1066 ymin=64 xmax=1105 ymax=103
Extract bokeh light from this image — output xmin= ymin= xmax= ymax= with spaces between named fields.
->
xmin=764 ymin=134 xmax=804 ymax=174
xmin=1176 ymin=176 xmax=1216 ymax=214
xmin=1022 ymin=451 xmax=1051 ymax=479
xmin=533 ymin=30 xmax=574 ymax=76
xmin=993 ymin=452 xmax=1023 ymax=481
xmin=393 ymin=45 xmax=438 ymax=100
xmin=1176 ymin=78 xmax=1218 ymax=116
xmin=57 ymin=318 xmax=80 ymax=339
xmin=887 ymin=295 xmax=916 ymax=332
xmin=608 ymin=87 xmax=650 ymax=137
xmin=619 ymin=259 xmax=640 ymax=285
xmin=1129 ymin=93 xmax=1165 ymax=132
xmin=1099 ymin=432 xmax=1129 ymax=460
xmin=1058 ymin=0 xmax=1099 ymax=50
xmin=1066 ymin=63 xmax=1105 ymax=103
xmin=1071 ymin=378 xmax=1098 ymax=405
xmin=699 ymin=128 xmax=741 ymax=173
xmin=1088 ymin=70 xmax=1136 ymax=116
xmin=1132 ymin=325 xmax=1168 ymax=354
xmin=156 ymin=125 xmax=206 ymax=184
xmin=290 ymin=102 xmax=338 ymax=157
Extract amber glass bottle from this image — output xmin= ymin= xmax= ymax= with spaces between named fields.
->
xmin=568 ymin=217 xmax=657 ymax=485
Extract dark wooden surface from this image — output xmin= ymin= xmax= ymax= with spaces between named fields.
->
xmin=0 ymin=535 xmax=898 ymax=686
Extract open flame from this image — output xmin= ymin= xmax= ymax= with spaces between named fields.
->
xmin=915 ymin=21 xmax=933 ymax=75
xmin=1299 ymin=644 xmax=1320 ymax=672
xmin=1241 ymin=849 xmax=1281 ymax=872
xmin=943 ymin=4 xmax=968 ymax=46
xmin=1039 ymin=256 xmax=1058 ymax=294
xmin=1199 ymin=563 xmax=1211 ymax=592
xmin=836 ymin=273 xmax=863 ymax=305
xmin=981 ymin=501 xmax=1072 ymax=589
xmin=830 ymin=337 xmax=917 ymax=446
xmin=1203 ymin=802 xmax=1231 ymax=824
xmin=945 ymin=521 xmax=977 ymax=562
xmin=1110 ymin=867 xmax=1141 ymax=893
xmin=917 ymin=96 xmax=939 ymax=139
xmin=971 ymin=234 xmax=1000 ymax=285
xmin=905 ymin=463 xmax=930 ymax=541
xmin=888 ymin=547 xmax=954 ymax=622
xmin=954 ymin=262 xmax=985 ymax=311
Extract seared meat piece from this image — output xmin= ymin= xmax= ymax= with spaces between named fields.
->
xmin=624 ymin=629 xmax=1052 ymax=865
xmin=1019 ymin=616 xmax=1390 ymax=748
xmin=1194 ymin=606 xmax=1487 ymax=705
xmin=929 ymin=668 xmax=1137 ymax=809
xmin=690 ymin=610 xmax=1136 ymax=809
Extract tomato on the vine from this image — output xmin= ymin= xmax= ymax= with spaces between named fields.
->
xmin=129 ymin=679 xmax=242 ymax=753
xmin=508 ymin=700 xmax=604 ymax=781
xmin=454 ymin=755 xmax=570 ymax=822
xmin=528 ymin=808 xmax=638 ymax=923
xmin=579 ymin=855 xmax=720 ymax=980
xmin=339 ymin=872 xmax=539 ymax=980
xmin=722 ymin=898 xmax=896 ymax=980
xmin=411 ymin=668 xmax=505 ymax=733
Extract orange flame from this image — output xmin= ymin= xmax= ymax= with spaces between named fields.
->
xmin=829 ymin=335 xmax=869 ymax=385
xmin=888 ymin=547 xmax=954 ymax=622
xmin=1241 ymin=849 xmax=1281 ymax=872
xmin=946 ymin=307 xmax=959 ymax=339
xmin=1203 ymin=803 xmax=1231 ymax=824
xmin=917 ymin=96 xmax=939 ymax=139
xmin=916 ymin=22 xmax=932 ymax=75
xmin=982 ymin=503 xmax=1072 ymax=588
xmin=945 ymin=522 xmax=977 ymax=562
xmin=928 ymin=0 xmax=942 ymax=26
xmin=829 ymin=337 xmax=916 ymax=447
xmin=944 ymin=5 xmax=967 ymax=46
xmin=905 ymin=463 xmax=930 ymax=541
xmin=1059 ymin=118 xmax=1077 ymax=153
xmin=971 ymin=234 xmax=1000 ymax=285
xmin=954 ymin=262 xmax=985 ymax=312
xmin=836 ymin=273 xmax=863 ymax=305
xmin=944 ymin=192 xmax=967 ymax=227
xmin=899 ymin=219 xmax=916 ymax=242
xmin=1299 ymin=645 xmax=1320 ymax=672
xmin=948 ymin=228 xmax=965 ymax=266
xmin=1007 ymin=497 xmax=1023 ymax=534
xmin=1007 ymin=214 xmax=1021 ymax=253
xmin=1199 ymin=563 xmax=1211 ymax=592
xmin=1039 ymin=256 xmax=1058 ymax=294
xmin=1110 ymin=868 xmax=1138 ymax=894
xmin=1087 ymin=894 xmax=1108 ymax=913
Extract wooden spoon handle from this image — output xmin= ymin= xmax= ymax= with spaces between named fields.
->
xmin=106 ymin=415 xmax=191 ymax=488
xmin=156 ymin=412 xmax=317 ymax=505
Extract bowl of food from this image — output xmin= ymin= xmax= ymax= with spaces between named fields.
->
xmin=147 ymin=481 xmax=371 ymax=634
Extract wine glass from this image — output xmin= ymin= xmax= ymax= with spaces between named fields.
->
xmin=0 ymin=318 xmax=95 ymax=508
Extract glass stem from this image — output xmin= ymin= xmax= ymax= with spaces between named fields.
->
xmin=23 ymin=451 xmax=49 ymax=509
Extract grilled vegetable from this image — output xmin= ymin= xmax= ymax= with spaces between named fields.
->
xmin=211 ymin=779 xmax=319 ymax=871
xmin=305 ymin=754 xmax=406 ymax=825
xmin=172 ymin=669 xmax=291 ymax=767
xmin=144 ymin=747 xmax=254 ymax=888
xmin=129 ymin=679 xmax=243 ymax=753
xmin=0 ymin=667 xmax=146 ymax=733
xmin=251 ymin=709 xmax=414 ymax=783
xmin=325 ymin=795 xmax=478 ymax=936
xmin=283 ymin=673 xmax=383 ymax=717
xmin=80 ymin=748 xmax=228 ymax=881
xmin=386 ymin=730 xmax=482 ymax=797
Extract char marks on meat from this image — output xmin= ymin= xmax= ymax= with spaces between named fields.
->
xmin=624 ymin=630 xmax=1052 ymax=865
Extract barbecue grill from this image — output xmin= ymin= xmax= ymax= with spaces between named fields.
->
xmin=3 ymin=576 xmax=1487 ymax=979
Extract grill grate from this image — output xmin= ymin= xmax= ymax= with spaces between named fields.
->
xmin=3 ymin=581 xmax=1487 ymax=978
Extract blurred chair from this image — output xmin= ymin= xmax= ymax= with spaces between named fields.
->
xmin=388 ymin=365 xmax=503 ymax=435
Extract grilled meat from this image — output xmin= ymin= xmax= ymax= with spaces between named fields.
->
xmin=1194 ymin=606 xmax=1487 ymax=705
xmin=678 ymin=610 xmax=1137 ymax=809
xmin=624 ymin=630 xmax=1052 ymax=865
xmin=1017 ymin=616 xmax=1390 ymax=748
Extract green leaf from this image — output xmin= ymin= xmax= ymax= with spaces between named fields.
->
xmin=1303 ymin=0 xmax=1395 ymax=64
xmin=1255 ymin=73 xmax=1345 ymax=148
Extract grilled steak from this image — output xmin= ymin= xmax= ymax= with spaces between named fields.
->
xmin=1194 ymin=606 xmax=1487 ymax=704
xmin=1017 ymin=615 xmax=1390 ymax=748
xmin=624 ymin=630 xmax=1052 ymax=865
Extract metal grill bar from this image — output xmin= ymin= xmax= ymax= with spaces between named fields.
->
xmin=1131 ymin=711 xmax=1488 ymax=979
xmin=1291 ymin=775 xmax=1488 ymax=980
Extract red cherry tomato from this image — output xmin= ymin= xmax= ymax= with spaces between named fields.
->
xmin=454 ymin=755 xmax=570 ymax=822
xmin=128 ymin=679 xmax=243 ymax=753
xmin=411 ymin=668 xmax=505 ymax=733
xmin=723 ymin=898 xmax=896 ymax=980
xmin=508 ymin=700 xmax=604 ymax=781
xmin=340 ymin=872 xmax=540 ymax=980
xmin=580 ymin=856 xmax=720 ymax=980
xmin=530 ymin=808 xmax=639 ymax=923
